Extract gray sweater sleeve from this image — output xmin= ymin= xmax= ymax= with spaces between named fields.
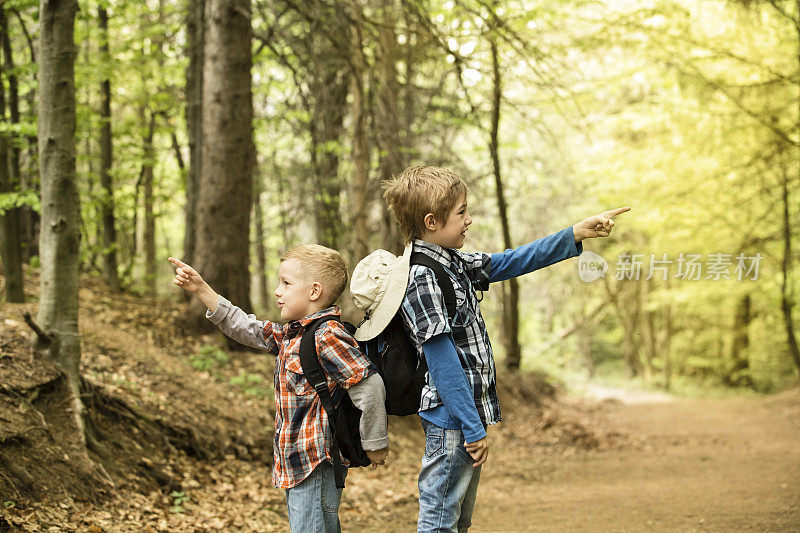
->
xmin=205 ymin=295 xmax=278 ymax=354
xmin=347 ymin=373 xmax=389 ymax=451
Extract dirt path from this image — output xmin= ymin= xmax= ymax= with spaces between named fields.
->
xmin=471 ymin=388 xmax=800 ymax=532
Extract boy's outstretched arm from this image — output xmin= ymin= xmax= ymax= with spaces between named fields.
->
xmin=168 ymin=257 xmax=278 ymax=353
xmin=488 ymin=206 xmax=630 ymax=283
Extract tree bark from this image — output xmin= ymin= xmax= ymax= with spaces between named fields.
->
xmin=724 ymin=293 xmax=752 ymax=386
xmin=36 ymin=0 xmax=84 ymax=441
xmin=141 ymin=113 xmax=157 ymax=295
xmin=98 ymin=5 xmax=119 ymax=290
xmin=193 ymin=0 xmax=254 ymax=333
xmin=184 ymin=0 xmax=204 ymax=274
xmin=350 ymin=0 xmax=370 ymax=263
xmin=308 ymin=34 xmax=347 ymax=250
xmin=253 ymin=173 xmax=268 ymax=310
xmin=375 ymin=0 xmax=404 ymax=253
xmin=488 ymin=39 xmax=522 ymax=371
xmin=780 ymin=162 xmax=800 ymax=372
xmin=0 ymin=8 xmax=25 ymax=302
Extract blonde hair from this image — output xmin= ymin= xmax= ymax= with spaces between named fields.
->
xmin=382 ymin=165 xmax=468 ymax=244
xmin=281 ymin=244 xmax=348 ymax=307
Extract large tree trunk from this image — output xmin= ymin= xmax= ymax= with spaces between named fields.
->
xmin=375 ymin=0 xmax=404 ymax=253
xmin=184 ymin=0 xmax=204 ymax=278
xmin=488 ymin=39 xmax=522 ymax=371
xmin=36 ymin=0 xmax=84 ymax=440
xmin=308 ymin=33 xmax=347 ymax=250
xmin=349 ymin=0 xmax=370 ymax=263
xmin=98 ymin=5 xmax=119 ymax=290
xmin=0 ymin=9 xmax=25 ymax=302
xmin=193 ymin=0 xmax=254 ymax=332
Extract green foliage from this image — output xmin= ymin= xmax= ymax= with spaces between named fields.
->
xmin=168 ymin=491 xmax=189 ymax=514
xmin=0 ymin=189 xmax=40 ymax=216
xmin=189 ymin=346 xmax=230 ymax=372
xmin=229 ymin=370 xmax=271 ymax=397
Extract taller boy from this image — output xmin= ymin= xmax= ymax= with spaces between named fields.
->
xmin=381 ymin=165 xmax=629 ymax=532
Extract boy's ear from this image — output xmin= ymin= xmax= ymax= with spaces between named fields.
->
xmin=308 ymin=281 xmax=323 ymax=302
xmin=423 ymin=213 xmax=437 ymax=231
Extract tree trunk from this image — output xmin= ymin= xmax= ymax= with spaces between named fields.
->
xmin=350 ymin=0 xmax=370 ymax=263
xmin=12 ymin=9 xmax=39 ymax=264
xmin=662 ymin=294 xmax=674 ymax=390
xmin=193 ymin=0 xmax=254 ymax=334
xmin=488 ymin=39 xmax=522 ymax=371
xmin=724 ymin=293 xmax=752 ymax=386
xmin=308 ymin=39 xmax=347 ymax=250
xmin=253 ymin=173 xmax=268 ymax=310
xmin=605 ymin=276 xmax=643 ymax=377
xmin=184 ymin=0 xmax=204 ymax=276
xmin=36 ymin=0 xmax=84 ymax=441
xmin=98 ymin=5 xmax=119 ymax=290
xmin=780 ymin=162 xmax=800 ymax=372
xmin=641 ymin=276 xmax=657 ymax=383
xmin=0 ymin=9 xmax=25 ymax=302
xmin=141 ymin=113 xmax=157 ymax=295
xmin=376 ymin=0 xmax=404 ymax=253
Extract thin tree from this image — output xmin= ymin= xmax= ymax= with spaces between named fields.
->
xmin=98 ymin=3 xmax=119 ymax=290
xmin=488 ymin=38 xmax=522 ymax=371
xmin=0 ymin=8 xmax=24 ymax=302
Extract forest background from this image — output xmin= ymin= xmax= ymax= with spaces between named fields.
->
xmin=1 ymin=0 xmax=798 ymax=401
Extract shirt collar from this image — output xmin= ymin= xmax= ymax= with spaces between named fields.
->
xmin=412 ymin=238 xmax=454 ymax=268
xmin=287 ymin=306 xmax=341 ymax=331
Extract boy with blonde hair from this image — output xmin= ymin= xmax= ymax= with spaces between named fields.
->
xmin=381 ymin=165 xmax=628 ymax=532
xmin=169 ymin=244 xmax=389 ymax=532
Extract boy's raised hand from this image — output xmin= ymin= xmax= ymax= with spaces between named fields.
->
xmin=572 ymin=206 xmax=631 ymax=242
xmin=464 ymin=436 xmax=489 ymax=467
xmin=366 ymin=448 xmax=389 ymax=470
xmin=168 ymin=257 xmax=205 ymax=292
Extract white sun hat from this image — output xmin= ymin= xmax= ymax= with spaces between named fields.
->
xmin=350 ymin=244 xmax=412 ymax=341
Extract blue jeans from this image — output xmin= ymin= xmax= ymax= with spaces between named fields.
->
xmin=285 ymin=461 xmax=345 ymax=532
xmin=418 ymin=418 xmax=482 ymax=532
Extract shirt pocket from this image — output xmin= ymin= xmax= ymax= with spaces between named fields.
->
xmin=451 ymin=283 xmax=476 ymax=327
xmin=283 ymin=355 xmax=315 ymax=396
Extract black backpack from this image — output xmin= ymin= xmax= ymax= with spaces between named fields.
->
xmin=299 ymin=315 xmax=371 ymax=489
xmin=297 ymin=252 xmax=456 ymax=489
xmin=356 ymin=252 xmax=456 ymax=416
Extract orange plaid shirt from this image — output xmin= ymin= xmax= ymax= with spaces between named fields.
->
xmin=263 ymin=306 xmax=374 ymax=488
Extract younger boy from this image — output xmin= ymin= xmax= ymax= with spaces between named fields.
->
xmin=169 ymin=244 xmax=389 ymax=533
xmin=381 ymin=165 xmax=629 ymax=532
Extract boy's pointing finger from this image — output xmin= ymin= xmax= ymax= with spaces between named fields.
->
xmin=603 ymin=206 xmax=631 ymax=218
xmin=168 ymin=257 xmax=187 ymax=267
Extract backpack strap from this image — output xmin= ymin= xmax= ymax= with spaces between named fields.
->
xmin=410 ymin=252 xmax=457 ymax=319
xmin=298 ymin=316 xmax=347 ymax=489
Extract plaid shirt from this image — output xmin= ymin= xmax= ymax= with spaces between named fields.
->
xmin=206 ymin=298 xmax=374 ymax=489
xmin=400 ymin=239 xmax=500 ymax=427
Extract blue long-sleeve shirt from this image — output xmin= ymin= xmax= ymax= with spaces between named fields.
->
xmin=420 ymin=226 xmax=583 ymax=440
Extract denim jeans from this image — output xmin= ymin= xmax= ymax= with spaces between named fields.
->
xmin=285 ymin=461 xmax=345 ymax=532
xmin=417 ymin=418 xmax=482 ymax=533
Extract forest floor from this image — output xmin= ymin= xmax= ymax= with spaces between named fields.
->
xmin=1 ymin=270 xmax=798 ymax=532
